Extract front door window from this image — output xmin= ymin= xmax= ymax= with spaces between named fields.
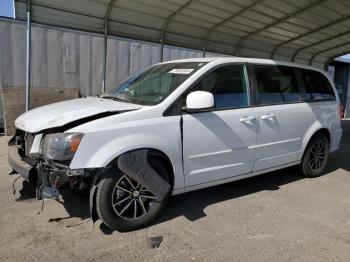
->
xmin=192 ymin=65 xmax=250 ymax=109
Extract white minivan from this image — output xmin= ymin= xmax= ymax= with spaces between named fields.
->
xmin=8 ymin=57 xmax=342 ymax=231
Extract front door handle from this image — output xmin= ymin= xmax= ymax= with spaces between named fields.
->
xmin=240 ymin=116 xmax=255 ymax=122
xmin=261 ymin=113 xmax=275 ymax=120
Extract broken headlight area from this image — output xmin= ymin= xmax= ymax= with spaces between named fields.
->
xmin=9 ymin=130 xmax=92 ymax=199
xmin=42 ymin=132 xmax=83 ymax=161
xmin=38 ymin=132 xmax=91 ymax=198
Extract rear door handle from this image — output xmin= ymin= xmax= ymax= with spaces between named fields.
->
xmin=240 ymin=116 xmax=255 ymax=122
xmin=261 ymin=113 xmax=275 ymax=120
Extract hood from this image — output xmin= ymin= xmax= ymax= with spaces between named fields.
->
xmin=15 ymin=97 xmax=142 ymax=133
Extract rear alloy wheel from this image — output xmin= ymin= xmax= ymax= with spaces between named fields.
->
xmin=96 ymin=159 xmax=169 ymax=231
xmin=301 ymin=134 xmax=329 ymax=178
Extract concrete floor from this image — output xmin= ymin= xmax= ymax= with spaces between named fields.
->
xmin=1 ymin=122 xmax=350 ymax=261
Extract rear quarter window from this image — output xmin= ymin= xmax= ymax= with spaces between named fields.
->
xmin=300 ymin=69 xmax=335 ymax=101
xmin=253 ymin=65 xmax=302 ymax=105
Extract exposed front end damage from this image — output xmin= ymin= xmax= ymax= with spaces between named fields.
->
xmin=36 ymin=159 xmax=92 ymax=199
xmin=8 ymin=130 xmax=95 ymax=200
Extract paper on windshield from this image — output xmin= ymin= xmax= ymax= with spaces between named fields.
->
xmin=169 ymin=68 xmax=194 ymax=74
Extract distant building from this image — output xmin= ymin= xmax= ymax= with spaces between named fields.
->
xmin=328 ymin=56 xmax=350 ymax=118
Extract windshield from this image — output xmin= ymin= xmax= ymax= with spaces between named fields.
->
xmin=102 ymin=62 xmax=207 ymax=105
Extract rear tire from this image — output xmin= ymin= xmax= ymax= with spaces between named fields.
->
xmin=96 ymin=159 xmax=169 ymax=232
xmin=300 ymin=134 xmax=329 ymax=178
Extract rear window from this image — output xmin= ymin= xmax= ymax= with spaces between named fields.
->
xmin=253 ymin=65 xmax=302 ymax=105
xmin=300 ymin=69 xmax=335 ymax=101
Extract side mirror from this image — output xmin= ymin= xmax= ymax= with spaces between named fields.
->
xmin=185 ymin=91 xmax=214 ymax=112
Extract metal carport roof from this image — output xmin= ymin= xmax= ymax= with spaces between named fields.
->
xmin=13 ymin=0 xmax=350 ymax=109
xmin=14 ymin=0 xmax=350 ymax=68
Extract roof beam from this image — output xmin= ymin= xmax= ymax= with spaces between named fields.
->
xmin=104 ymin=0 xmax=118 ymax=28
xmin=309 ymin=42 xmax=350 ymax=65
xmin=160 ymin=0 xmax=195 ymax=60
xmin=292 ymin=30 xmax=350 ymax=61
xmin=235 ymin=0 xmax=327 ymax=56
xmin=15 ymin=0 xmax=105 ymax=20
xmin=18 ymin=0 xmax=204 ymax=40
xmin=271 ymin=15 xmax=350 ymax=59
xmin=160 ymin=0 xmax=195 ymax=44
xmin=203 ymin=0 xmax=264 ymax=49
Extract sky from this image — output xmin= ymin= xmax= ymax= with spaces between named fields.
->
xmin=0 ymin=0 xmax=15 ymax=18
xmin=340 ymin=54 xmax=350 ymax=60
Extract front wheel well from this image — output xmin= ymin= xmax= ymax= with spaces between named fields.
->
xmin=147 ymin=149 xmax=175 ymax=189
xmin=108 ymin=148 xmax=175 ymax=189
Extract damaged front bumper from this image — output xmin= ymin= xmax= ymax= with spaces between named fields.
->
xmin=7 ymin=144 xmax=58 ymax=199
xmin=8 ymin=145 xmax=35 ymax=180
xmin=8 ymin=142 xmax=89 ymax=200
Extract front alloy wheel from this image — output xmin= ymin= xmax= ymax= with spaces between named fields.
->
xmin=112 ymin=175 xmax=158 ymax=220
xmin=96 ymin=160 xmax=169 ymax=231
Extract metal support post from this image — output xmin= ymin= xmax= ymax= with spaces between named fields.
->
xmin=202 ymin=39 xmax=206 ymax=57
xmin=102 ymin=23 xmax=108 ymax=93
xmin=25 ymin=0 xmax=32 ymax=111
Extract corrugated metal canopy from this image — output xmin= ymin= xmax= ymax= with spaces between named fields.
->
xmin=14 ymin=0 xmax=350 ymax=68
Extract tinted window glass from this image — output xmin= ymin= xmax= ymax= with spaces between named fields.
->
xmin=254 ymin=65 xmax=302 ymax=105
xmin=191 ymin=65 xmax=249 ymax=109
xmin=301 ymin=69 xmax=335 ymax=101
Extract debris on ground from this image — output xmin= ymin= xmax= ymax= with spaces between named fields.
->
xmin=147 ymin=236 xmax=163 ymax=249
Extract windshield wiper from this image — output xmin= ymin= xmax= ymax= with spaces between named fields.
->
xmin=101 ymin=96 xmax=127 ymax=102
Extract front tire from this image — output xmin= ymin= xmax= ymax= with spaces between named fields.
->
xmin=300 ymin=134 xmax=329 ymax=178
xmin=96 ymin=159 xmax=169 ymax=232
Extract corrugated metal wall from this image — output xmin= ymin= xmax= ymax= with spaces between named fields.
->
xmin=0 ymin=18 xmax=225 ymax=129
xmin=0 ymin=19 xmax=224 ymax=96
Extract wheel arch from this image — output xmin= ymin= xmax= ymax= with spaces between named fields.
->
xmin=312 ymin=128 xmax=330 ymax=143
xmin=147 ymin=148 xmax=175 ymax=189
xmin=302 ymin=125 xmax=331 ymax=156
xmin=106 ymin=147 xmax=176 ymax=189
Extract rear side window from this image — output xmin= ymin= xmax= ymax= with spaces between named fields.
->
xmin=253 ymin=65 xmax=302 ymax=105
xmin=192 ymin=65 xmax=249 ymax=109
xmin=300 ymin=69 xmax=335 ymax=101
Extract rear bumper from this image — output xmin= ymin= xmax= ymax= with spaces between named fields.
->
xmin=8 ymin=146 xmax=34 ymax=180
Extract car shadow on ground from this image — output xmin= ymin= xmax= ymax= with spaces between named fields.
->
xmin=55 ymin=190 xmax=90 ymax=219
xmin=16 ymin=182 xmax=90 ymax=221
xmin=158 ymin=167 xmax=302 ymax=224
